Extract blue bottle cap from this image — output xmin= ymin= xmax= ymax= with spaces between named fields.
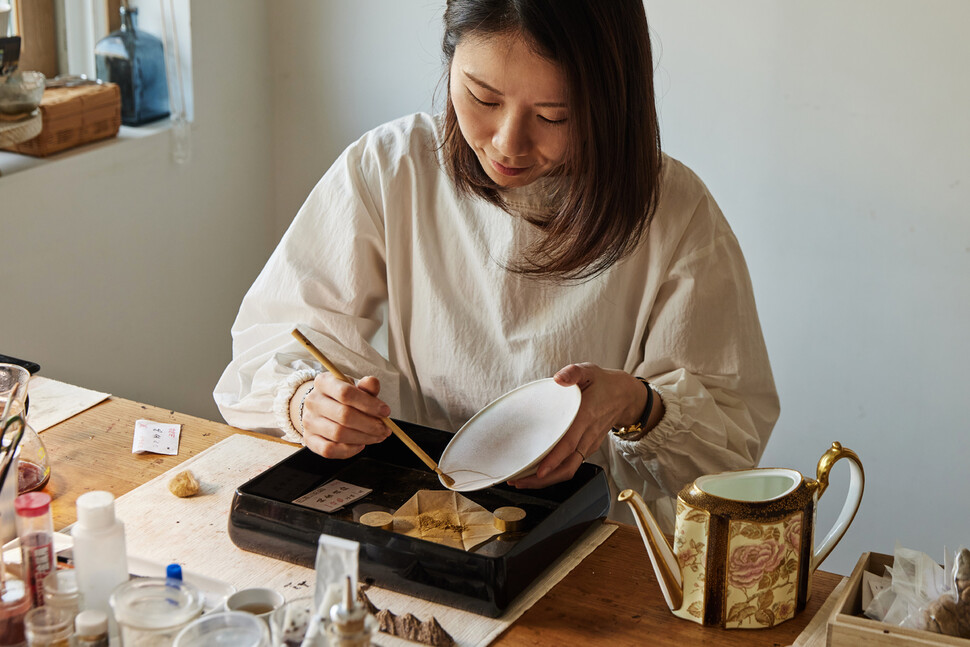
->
xmin=166 ymin=563 xmax=183 ymax=581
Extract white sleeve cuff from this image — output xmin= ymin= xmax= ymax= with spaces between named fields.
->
xmin=272 ymin=369 xmax=318 ymax=444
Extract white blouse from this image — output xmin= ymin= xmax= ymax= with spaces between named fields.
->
xmin=213 ymin=113 xmax=779 ymax=529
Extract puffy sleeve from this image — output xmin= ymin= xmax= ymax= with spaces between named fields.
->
xmin=604 ymin=179 xmax=779 ymax=523
xmin=213 ymin=133 xmax=402 ymax=442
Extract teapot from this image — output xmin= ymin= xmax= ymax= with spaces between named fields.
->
xmin=618 ymin=442 xmax=863 ymax=629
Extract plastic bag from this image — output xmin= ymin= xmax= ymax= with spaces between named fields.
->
xmin=865 ymin=543 xmax=970 ymax=638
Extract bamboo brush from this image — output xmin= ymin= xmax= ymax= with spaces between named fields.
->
xmin=290 ymin=329 xmax=455 ymax=487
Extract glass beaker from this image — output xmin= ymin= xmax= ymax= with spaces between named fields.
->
xmin=0 ymin=363 xmax=52 ymax=497
xmin=109 ymin=577 xmax=203 ymax=647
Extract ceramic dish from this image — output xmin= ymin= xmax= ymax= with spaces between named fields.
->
xmin=437 ymin=378 xmax=582 ymax=491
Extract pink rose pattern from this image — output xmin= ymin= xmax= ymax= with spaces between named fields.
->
xmin=724 ymin=512 xmax=803 ymax=628
xmin=727 ymin=539 xmax=786 ymax=589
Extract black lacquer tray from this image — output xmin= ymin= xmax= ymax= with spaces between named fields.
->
xmin=228 ymin=419 xmax=610 ymax=617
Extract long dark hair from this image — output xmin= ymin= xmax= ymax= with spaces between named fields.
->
xmin=441 ymin=0 xmax=663 ymax=280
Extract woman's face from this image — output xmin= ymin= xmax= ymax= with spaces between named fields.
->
xmin=450 ymin=31 xmax=569 ymax=189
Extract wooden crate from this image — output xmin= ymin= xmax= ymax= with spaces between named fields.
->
xmin=828 ymin=552 xmax=970 ymax=646
xmin=1 ymin=82 xmax=121 ymax=157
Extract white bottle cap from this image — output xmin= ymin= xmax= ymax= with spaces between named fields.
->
xmin=75 ymin=609 xmax=109 ymax=636
xmin=76 ymin=491 xmax=117 ymax=529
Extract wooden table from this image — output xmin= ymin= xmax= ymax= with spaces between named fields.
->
xmin=38 ymin=396 xmax=841 ymax=646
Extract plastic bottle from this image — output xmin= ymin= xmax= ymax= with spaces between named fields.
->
xmin=14 ymin=493 xmax=55 ymax=608
xmin=70 ymin=491 xmax=127 ymax=638
xmin=73 ymin=610 xmax=109 ymax=647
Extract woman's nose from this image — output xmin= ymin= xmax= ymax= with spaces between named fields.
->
xmin=492 ymin=112 xmax=531 ymax=159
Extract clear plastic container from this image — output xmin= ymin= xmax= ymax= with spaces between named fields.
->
xmin=172 ymin=611 xmax=269 ymax=647
xmin=15 ymin=493 xmax=54 ymax=608
xmin=109 ymin=578 xmax=203 ymax=647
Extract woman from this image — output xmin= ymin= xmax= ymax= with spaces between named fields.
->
xmin=214 ymin=0 xmax=778 ymax=529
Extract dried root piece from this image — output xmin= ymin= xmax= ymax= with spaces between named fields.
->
xmin=357 ymin=585 xmax=455 ymax=646
xmin=923 ymin=596 xmax=961 ymax=636
xmin=168 ymin=469 xmax=200 ymax=497
xmin=356 ymin=586 xmax=380 ymax=615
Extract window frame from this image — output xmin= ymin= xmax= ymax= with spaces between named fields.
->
xmin=10 ymin=0 xmax=58 ymax=77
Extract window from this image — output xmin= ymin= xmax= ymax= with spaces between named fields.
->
xmin=7 ymin=0 xmax=193 ymax=122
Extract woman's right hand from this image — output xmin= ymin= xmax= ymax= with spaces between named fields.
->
xmin=300 ymin=372 xmax=393 ymax=459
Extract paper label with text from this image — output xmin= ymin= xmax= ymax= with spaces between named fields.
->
xmin=132 ymin=419 xmax=181 ymax=455
xmin=293 ymin=479 xmax=372 ymax=513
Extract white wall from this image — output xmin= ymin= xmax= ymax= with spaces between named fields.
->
xmin=267 ymin=0 xmax=443 ymax=238
xmin=643 ymin=0 xmax=970 ymax=574
xmin=2 ymin=0 xmax=967 ymax=577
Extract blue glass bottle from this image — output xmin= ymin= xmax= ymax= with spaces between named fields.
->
xmin=94 ymin=6 xmax=169 ymax=126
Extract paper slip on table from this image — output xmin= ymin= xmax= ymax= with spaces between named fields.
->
xmin=37 ymin=394 xmax=843 ymax=646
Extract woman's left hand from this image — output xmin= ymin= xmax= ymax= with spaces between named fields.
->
xmin=507 ymin=362 xmax=649 ymax=489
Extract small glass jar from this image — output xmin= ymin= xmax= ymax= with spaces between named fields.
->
xmin=109 ymin=577 xmax=203 ymax=647
xmin=23 ymin=606 xmax=73 ymax=647
xmin=42 ymin=570 xmax=80 ymax=620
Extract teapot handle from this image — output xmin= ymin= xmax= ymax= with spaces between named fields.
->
xmin=812 ymin=442 xmax=864 ymax=570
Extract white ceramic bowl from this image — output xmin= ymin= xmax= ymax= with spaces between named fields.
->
xmin=438 ymin=378 xmax=582 ymax=491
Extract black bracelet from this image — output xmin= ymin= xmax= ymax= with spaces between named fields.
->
xmin=611 ymin=377 xmax=653 ymax=440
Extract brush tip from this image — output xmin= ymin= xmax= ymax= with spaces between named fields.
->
xmin=438 ymin=470 xmax=455 ymax=487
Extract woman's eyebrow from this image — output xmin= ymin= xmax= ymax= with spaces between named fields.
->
xmin=464 ymin=71 xmax=503 ymax=95
xmin=463 ymin=70 xmax=566 ymax=108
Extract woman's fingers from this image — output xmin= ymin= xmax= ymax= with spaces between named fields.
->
xmin=302 ymin=373 xmax=392 ymax=459
xmin=510 ymin=362 xmax=625 ymax=489
xmin=302 ymin=433 xmax=364 ymax=460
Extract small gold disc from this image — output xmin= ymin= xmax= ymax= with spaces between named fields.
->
xmin=493 ymin=506 xmax=526 ymax=532
xmin=359 ymin=511 xmax=394 ymax=531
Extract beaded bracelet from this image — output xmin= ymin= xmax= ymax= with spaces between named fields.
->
xmin=298 ymin=385 xmax=315 ymax=435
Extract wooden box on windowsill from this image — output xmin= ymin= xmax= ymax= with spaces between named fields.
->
xmin=0 ymin=82 xmax=121 ymax=157
xmin=828 ymin=552 xmax=970 ymax=646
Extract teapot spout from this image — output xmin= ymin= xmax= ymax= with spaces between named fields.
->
xmin=618 ymin=489 xmax=683 ymax=612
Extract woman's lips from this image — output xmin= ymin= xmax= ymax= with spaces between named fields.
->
xmin=490 ymin=159 xmax=529 ymax=177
